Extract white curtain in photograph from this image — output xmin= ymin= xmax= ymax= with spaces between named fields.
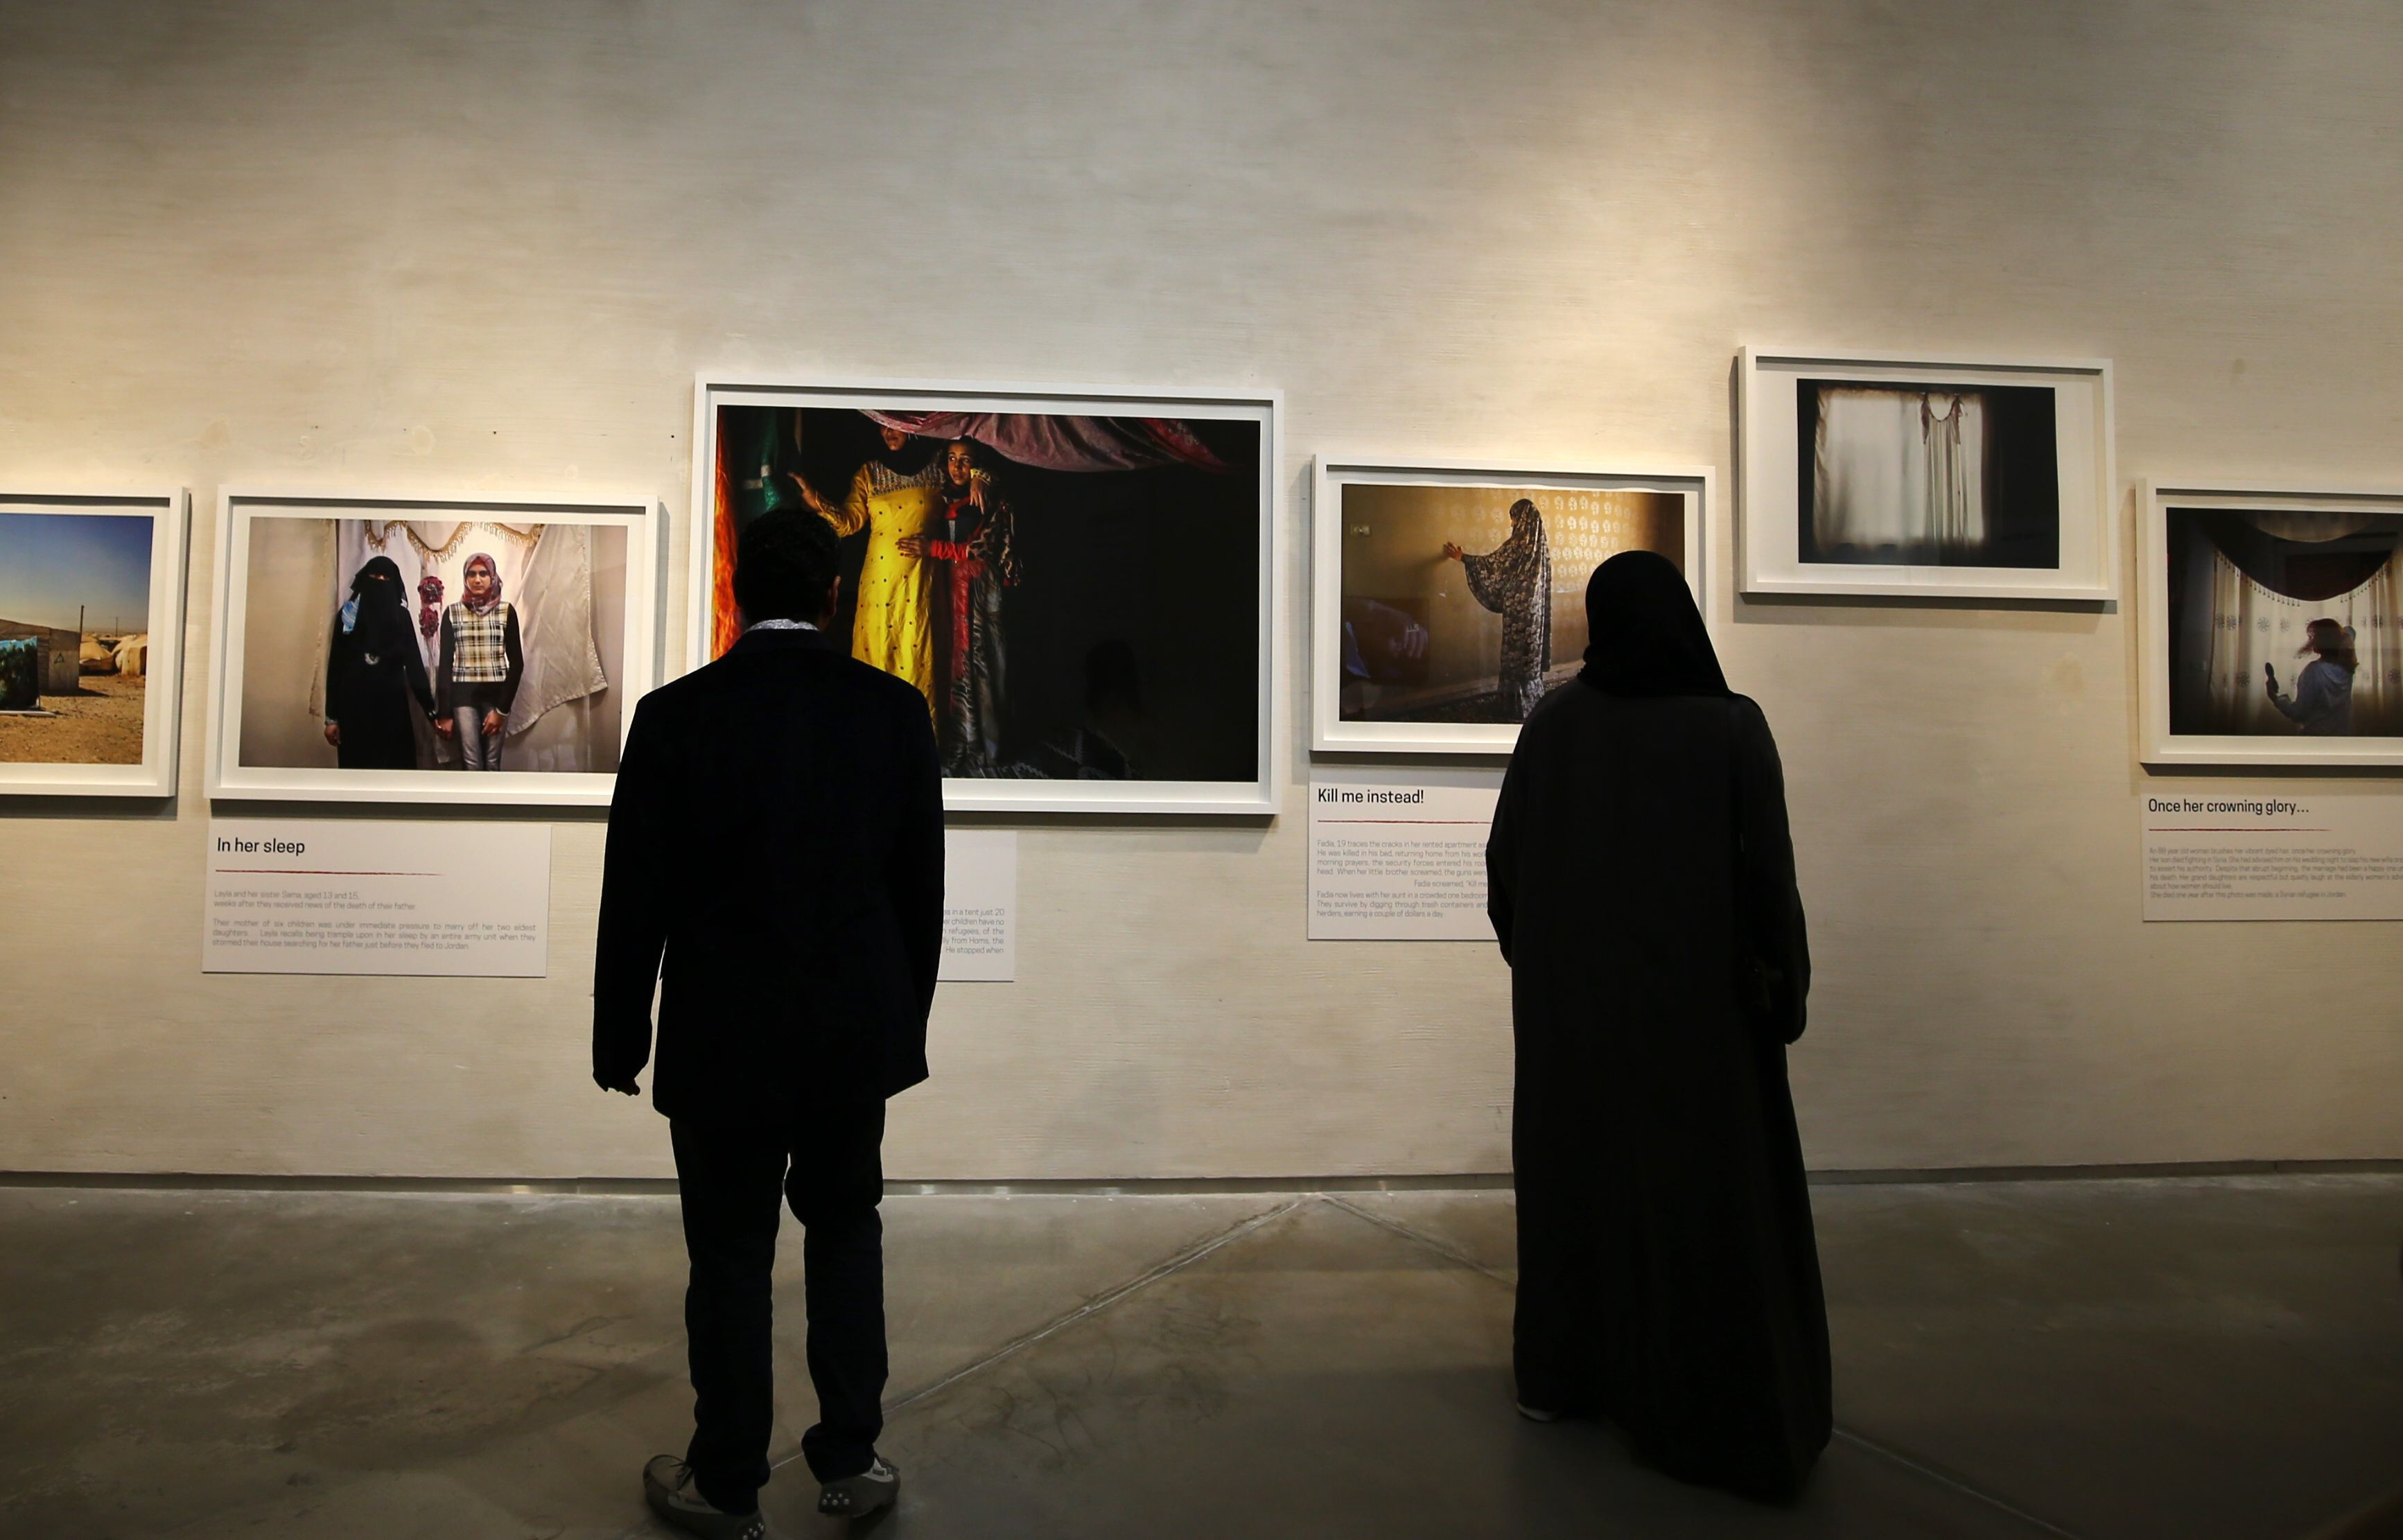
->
xmin=2203 ymin=548 xmax=2402 ymax=735
xmin=1813 ymin=388 xmax=1986 ymax=555
xmin=511 ymin=523 xmax=609 ymax=733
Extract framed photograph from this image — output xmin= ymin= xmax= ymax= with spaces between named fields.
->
xmin=1738 ymin=347 xmax=2115 ymax=601
xmin=207 ymin=491 xmax=658 ymax=805
xmin=1310 ymin=457 xmax=1707 ymax=754
xmin=0 ymin=489 xmax=189 ymax=796
xmin=692 ymin=376 xmax=1277 ymax=815
xmin=2141 ymin=479 xmax=2403 ymax=767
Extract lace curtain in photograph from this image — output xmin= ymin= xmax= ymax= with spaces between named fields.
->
xmin=2202 ymin=545 xmax=2403 ymax=736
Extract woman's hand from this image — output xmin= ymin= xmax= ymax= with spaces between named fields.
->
xmin=896 ymin=534 xmax=926 ymax=557
xmin=968 ymin=476 xmax=986 ymax=512
xmin=323 ymin=721 xmax=341 ymax=746
xmin=787 ymin=473 xmax=827 ymax=516
xmin=1441 ymin=541 xmax=1467 ymax=561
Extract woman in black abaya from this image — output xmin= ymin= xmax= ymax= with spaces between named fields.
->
xmin=1485 ymin=550 xmax=1827 ymax=1501
xmin=324 ymin=555 xmax=436 ymax=771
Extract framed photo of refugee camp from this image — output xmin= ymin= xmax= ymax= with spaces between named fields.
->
xmin=1310 ymin=456 xmax=1708 ymax=755
xmin=205 ymin=490 xmax=660 ymax=805
xmin=0 ymin=488 xmax=190 ymax=797
xmin=1738 ymin=347 xmax=2116 ymax=602
xmin=690 ymin=375 xmax=1279 ymax=815
xmin=2140 ymin=479 xmax=2403 ymax=767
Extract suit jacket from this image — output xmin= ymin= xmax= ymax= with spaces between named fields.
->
xmin=593 ymin=627 xmax=944 ymax=1123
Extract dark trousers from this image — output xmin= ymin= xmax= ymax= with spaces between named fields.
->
xmin=670 ymin=1101 xmax=889 ymax=1513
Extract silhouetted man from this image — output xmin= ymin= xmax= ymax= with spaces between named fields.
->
xmin=594 ymin=509 xmax=943 ymax=1534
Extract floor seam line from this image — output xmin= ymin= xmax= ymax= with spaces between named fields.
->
xmin=764 ymin=1194 xmax=1308 ymax=1473
xmin=1831 ymin=1426 xmax=2088 ymax=1539
xmin=1317 ymin=1192 xmax=1514 ymax=1284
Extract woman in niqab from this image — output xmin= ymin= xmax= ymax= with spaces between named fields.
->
xmin=1485 ymin=550 xmax=1827 ymax=1501
xmin=324 ymin=555 xmax=436 ymax=771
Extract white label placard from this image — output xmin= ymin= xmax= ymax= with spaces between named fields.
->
xmin=204 ymin=819 xmax=550 ymax=974
xmin=941 ymin=829 xmax=1017 ymax=981
xmin=1309 ymin=774 xmax=1501 ymax=940
xmin=2142 ymin=793 xmax=2403 ymax=920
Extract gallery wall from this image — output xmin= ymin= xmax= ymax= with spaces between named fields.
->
xmin=2 ymin=0 xmax=2399 ymax=1179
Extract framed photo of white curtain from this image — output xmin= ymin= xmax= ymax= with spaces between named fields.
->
xmin=1738 ymin=348 xmax=2115 ymax=602
xmin=0 ymin=488 xmax=189 ymax=797
xmin=207 ymin=491 xmax=659 ymax=805
xmin=1309 ymin=456 xmax=1709 ymax=755
xmin=2140 ymin=480 xmax=2403 ymax=767
xmin=690 ymin=375 xmax=1278 ymax=816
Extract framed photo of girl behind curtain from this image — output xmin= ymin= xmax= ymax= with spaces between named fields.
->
xmin=1738 ymin=347 xmax=2115 ymax=602
xmin=2141 ymin=480 xmax=2403 ymax=767
xmin=691 ymin=376 xmax=1276 ymax=815
xmin=207 ymin=491 xmax=658 ymax=805
xmin=1310 ymin=457 xmax=1707 ymax=754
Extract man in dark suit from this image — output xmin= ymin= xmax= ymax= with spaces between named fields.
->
xmin=593 ymin=509 xmax=943 ymax=1535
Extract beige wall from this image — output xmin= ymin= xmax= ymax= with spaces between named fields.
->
xmin=1 ymin=0 xmax=2397 ymax=1179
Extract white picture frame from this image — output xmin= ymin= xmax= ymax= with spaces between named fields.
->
xmin=1309 ymin=456 xmax=1709 ymax=755
xmin=0 ymin=488 xmax=189 ymax=797
xmin=2140 ymin=478 xmax=2403 ymax=768
xmin=1738 ymin=346 xmax=2115 ymax=602
xmin=207 ymin=489 xmax=660 ymax=806
xmin=690 ymin=374 xmax=1279 ymax=816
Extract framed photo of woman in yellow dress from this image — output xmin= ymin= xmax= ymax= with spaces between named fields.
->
xmin=690 ymin=376 xmax=1277 ymax=815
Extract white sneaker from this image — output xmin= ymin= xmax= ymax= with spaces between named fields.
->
xmin=816 ymin=1454 xmax=900 ymax=1519
xmin=643 ymin=1455 xmax=764 ymax=1539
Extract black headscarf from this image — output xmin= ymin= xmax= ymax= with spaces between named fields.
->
xmin=1578 ymin=550 xmax=1731 ymax=698
xmin=342 ymin=556 xmax=415 ymax=653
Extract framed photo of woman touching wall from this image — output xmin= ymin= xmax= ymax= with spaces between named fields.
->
xmin=2141 ymin=479 xmax=2403 ymax=767
xmin=1310 ymin=457 xmax=1709 ymax=754
xmin=207 ymin=490 xmax=658 ymax=805
xmin=1738 ymin=347 xmax=2115 ymax=602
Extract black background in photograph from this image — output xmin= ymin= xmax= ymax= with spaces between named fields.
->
xmin=753 ymin=408 xmax=1261 ymax=782
xmin=1797 ymin=379 xmax=2060 ymax=568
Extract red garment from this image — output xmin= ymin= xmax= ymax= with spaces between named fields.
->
xmin=929 ymin=544 xmax=985 ymax=681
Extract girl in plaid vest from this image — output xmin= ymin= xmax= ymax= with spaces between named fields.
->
xmin=435 ymin=552 xmax=525 ymax=770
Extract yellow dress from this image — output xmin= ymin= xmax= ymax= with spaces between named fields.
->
xmin=819 ymin=460 xmax=945 ymax=714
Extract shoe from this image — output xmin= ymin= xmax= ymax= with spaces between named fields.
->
xmin=643 ymin=1455 xmax=764 ymax=1540
xmin=816 ymin=1454 xmax=900 ymax=1520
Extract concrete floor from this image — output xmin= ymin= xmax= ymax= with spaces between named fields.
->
xmin=0 ymin=1176 xmax=2398 ymax=1539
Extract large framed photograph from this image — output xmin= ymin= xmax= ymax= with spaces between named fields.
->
xmin=207 ymin=491 xmax=658 ymax=805
xmin=1310 ymin=457 xmax=1706 ymax=754
xmin=1739 ymin=347 xmax=2115 ymax=601
xmin=0 ymin=489 xmax=189 ymax=797
xmin=692 ymin=376 xmax=1277 ymax=815
xmin=2141 ymin=480 xmax=2403 ymax=767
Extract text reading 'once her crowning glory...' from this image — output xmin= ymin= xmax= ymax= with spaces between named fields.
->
xmin=2142 ymin=795 xmax=2403 ymax=921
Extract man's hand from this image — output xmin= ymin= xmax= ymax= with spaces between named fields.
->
xmin=482 ymin=708 xmax=504 ymax=739
xmin=595 ymin=1071 xmax=640 ymax=1096
xmin=433 ymin=717 xmax=455 ymax=738
xmin=323 ymin=721 xmax=341 ymax=746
